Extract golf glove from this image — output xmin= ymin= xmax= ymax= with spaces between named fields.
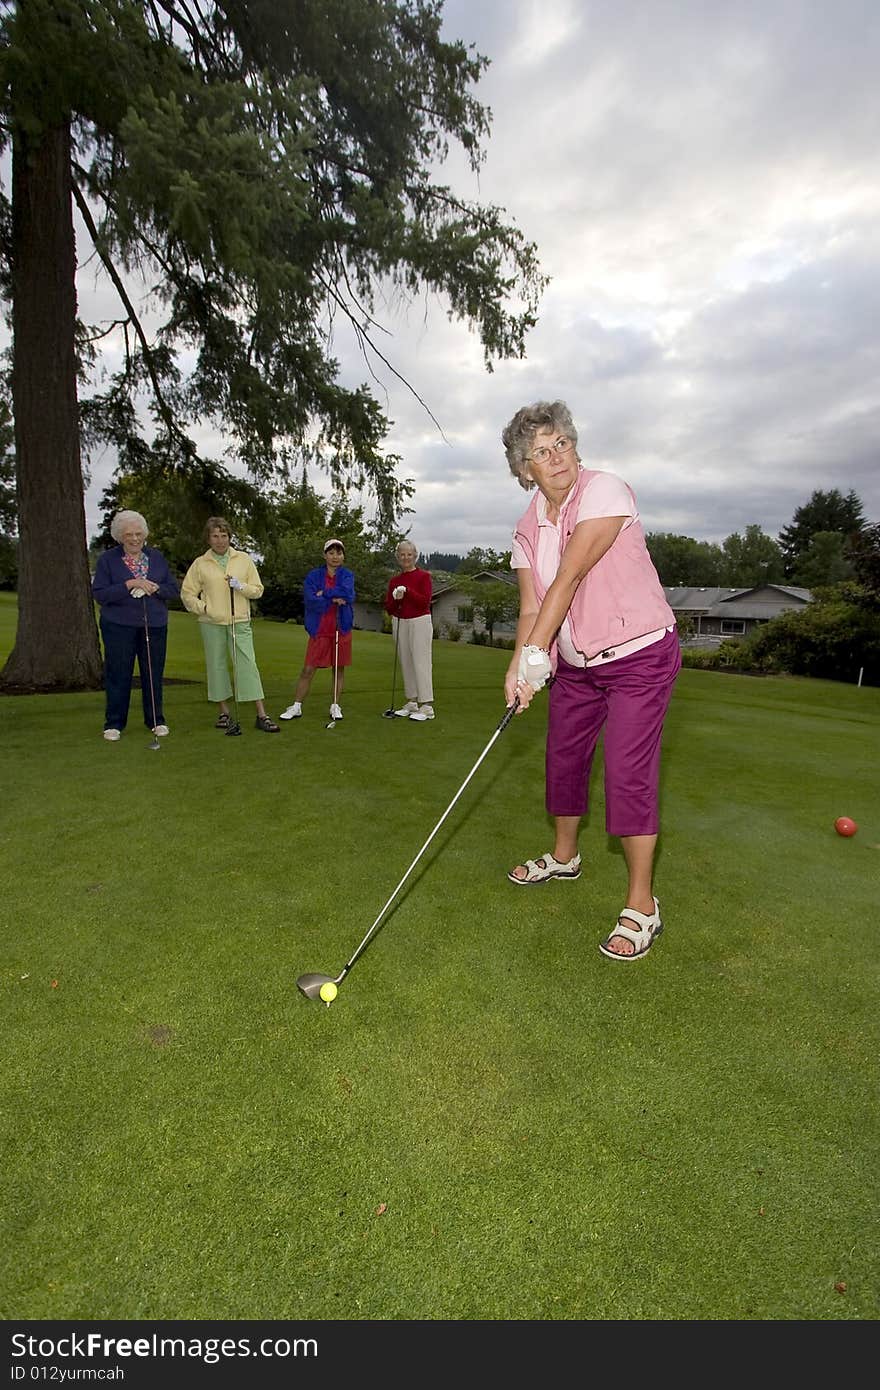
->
xmin=517 ymin=644 xmax=551 ymax=690
xmin=392 ymin=585 xmax=406 ymax=600
xmin=228 ymin=576 xmax=244 ymax=590
xmin=130 ymin=587 xmax=146 ymax=599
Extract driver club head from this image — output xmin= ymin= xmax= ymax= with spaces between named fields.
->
xmin=297 ymin=971 xmax=342 ymax=1001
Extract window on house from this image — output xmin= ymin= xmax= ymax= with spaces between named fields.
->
xmin=721 ymin=619 xmax=746 ymax=635
xmin=457 ymin=606 xmax=473 ymax=623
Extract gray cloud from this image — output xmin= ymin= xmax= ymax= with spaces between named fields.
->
xmin=72 ymin=0 xmax=880 ymax=555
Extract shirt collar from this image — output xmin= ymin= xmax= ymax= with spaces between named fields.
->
xmin=535 ymin=466 xmax=584 ymax=526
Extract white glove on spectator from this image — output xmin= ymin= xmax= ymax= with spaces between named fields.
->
xmin=228 ymin=576 xmax=244 ymax=590
xmin=130 ymin=588 xmax=146 ymax=599
xmin=517 ymin=644 xmax=551 ymax=690
xmin=392 ymin=585 xmax=406 ymax=601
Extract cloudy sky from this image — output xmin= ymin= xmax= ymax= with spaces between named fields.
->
xmin=82 ymin=0 xmax=880 ymax=556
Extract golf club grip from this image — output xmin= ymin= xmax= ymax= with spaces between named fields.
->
xmin=497 ymin=694 xmax=521 ymax=732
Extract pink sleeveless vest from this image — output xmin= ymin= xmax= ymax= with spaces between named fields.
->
xmin=513 ymin=468 xmax=674 ymax=661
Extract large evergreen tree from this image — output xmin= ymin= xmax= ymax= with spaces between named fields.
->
xmin=0 ymin=0 xmax=545 ymax=690
xmin=777 ymin=488 xmax=866 ymax=578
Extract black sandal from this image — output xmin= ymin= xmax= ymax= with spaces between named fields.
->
xmin=215 ymin=712 xmax=231 ymax=729
xmin=255 ymin=714 xmax=280 ymax=733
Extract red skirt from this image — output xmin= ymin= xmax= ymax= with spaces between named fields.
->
xmin=306 ymin=630 xmax=352 ymax=669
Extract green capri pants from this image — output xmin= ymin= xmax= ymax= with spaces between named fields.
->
xmin=200 ymin=621 xmax=264 ymax=702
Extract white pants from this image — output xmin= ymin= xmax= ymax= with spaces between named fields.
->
xmin=393 ymin=613 xmax=434 ymax=704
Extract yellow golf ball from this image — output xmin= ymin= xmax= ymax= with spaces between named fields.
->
xmin=319 ymin=981 xmax=338 ymax=1003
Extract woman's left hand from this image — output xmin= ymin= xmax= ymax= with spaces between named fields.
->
xmin=517 ymin=645 xmax=551 ymax=689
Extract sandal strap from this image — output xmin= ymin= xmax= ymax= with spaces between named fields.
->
xmin=618 ymin=897 xmax=660 ymax=929
xmin=521 ymin=852 xmax=579 ymax=880
xmin=606 ymin=920 xmax=643 ymax=947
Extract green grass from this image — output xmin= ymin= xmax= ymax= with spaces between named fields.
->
xmin=1 ymin=591 xmax=878 ymax=1320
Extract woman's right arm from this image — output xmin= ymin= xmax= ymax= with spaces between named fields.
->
xmin=180 ymin=560 xmax=206 ymax=614
xmin=505 ymin=568 xmax=540 ymax=711
xmin=91 ymin=553 xmax=129 ymax=605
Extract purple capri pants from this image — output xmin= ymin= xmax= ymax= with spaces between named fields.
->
xmin=545 ymin=628 xmax=681 ymax=836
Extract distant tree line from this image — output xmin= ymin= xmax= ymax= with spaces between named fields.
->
xmin=2 ymin=455 xmax=877 ymax=681
xmin=645 ymin=489 xmax=868 ymax=590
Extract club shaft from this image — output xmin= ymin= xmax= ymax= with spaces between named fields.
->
xmin=389 ymin=603 xmax=401 ymax=707
xmin=228 ymin=582 xmax=239 ymax=720
xmin=141 ymin=598 xmax=159 ymax=730
xmin=341 ymin=700 xmax=518 ymax=973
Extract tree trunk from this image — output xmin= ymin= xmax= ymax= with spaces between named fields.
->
xmin=0 ymin=121 xmax=103 ymax=692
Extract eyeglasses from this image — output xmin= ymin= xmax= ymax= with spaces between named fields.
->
xmin=526 ymin=436 xmax=574 ymax=466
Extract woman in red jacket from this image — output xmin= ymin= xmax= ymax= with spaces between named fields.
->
xmin=383 ymin=541 xmax=434 ymax=721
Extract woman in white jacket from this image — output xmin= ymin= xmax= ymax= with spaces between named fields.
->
xmin=181 ymin=517 xmax=280 ymax=732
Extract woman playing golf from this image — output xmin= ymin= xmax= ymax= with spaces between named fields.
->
xmin=279 ymin=540 xmax=355 ymax=722
xmin=181 ymin=518 xmax=280 ymax=733
xmin=502 ymin=400 xmax=680 ymax=961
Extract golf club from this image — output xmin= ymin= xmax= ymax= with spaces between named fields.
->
xmin=325 ymin=617 xmax=340 ymax=730
xmin=297 ymin=695 xmax=520 ymax=1002
xmin=226 ymin=578 xmax=243 ymax=736
xmin=382 ymin=598 xmax=403 ymax=718
xmin=138 ymin=593 xmax=161 ymax=751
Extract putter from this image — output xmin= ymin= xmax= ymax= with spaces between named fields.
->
xmin=325 ymin=619 xmax=340 ymax=730
xmin=226 ymin=579 xmax=243 ymax=736
xmin=297 ymin=696 xmax=520 ymax=1002
xmin=382 ymin=600 xmax=402 ymax=718
xmin=139 ymin=594 xmax=161 ymax=751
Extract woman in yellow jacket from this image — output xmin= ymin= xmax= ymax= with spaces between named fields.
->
xmin=181 ymin=517 xmax=280 ymax=733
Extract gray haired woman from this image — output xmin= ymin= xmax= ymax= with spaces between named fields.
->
xmin=383 ymin=540 xmax=435 ymax=720
xmin=502 ymin=400 xmax=680 ymax=961
xmin=91 ymin=510 xmax=180 ymax=741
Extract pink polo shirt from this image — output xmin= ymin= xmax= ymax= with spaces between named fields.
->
xmin=511 ymin=470 xmax=670 ymax=667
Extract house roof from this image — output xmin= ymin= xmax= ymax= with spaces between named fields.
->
xmin=432 ymin=570 xmax=517 ymax=598
xmin=664 ymin=587 xmax=743 ymax=609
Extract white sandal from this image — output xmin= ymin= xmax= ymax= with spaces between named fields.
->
xmin=507 ymin=852 xmax=582 ymax=886
xmin=599 ymin=897 xmax=663 ymax=961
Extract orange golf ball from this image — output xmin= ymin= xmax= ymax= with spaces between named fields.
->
xmin=834 ymin=817 xmax=858 ymax=837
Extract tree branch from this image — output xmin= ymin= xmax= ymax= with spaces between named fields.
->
xmin=71 ymin=180 xmax=194 ymax=454
xmin=314 ymin=267 xmax=448 ymax=444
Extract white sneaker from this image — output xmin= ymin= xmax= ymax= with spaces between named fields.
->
xmin=152 ymin=724 xmax=169 ymax=736
xmin=409 ymin=706 xmax=435 ymax=722
xmin=279 ymin=703 xmax=302 ymax=720
xmin=329 ymin=703 xmax=343 ymax=721
xmin=103 ymin=729 xmax=121 ymax=741
xmin=394 ymin=701 xmax=418 ymax=718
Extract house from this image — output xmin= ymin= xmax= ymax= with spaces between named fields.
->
xmin=357 ymin=576 xmax=813 ymax=644
xmin=431 ymin=571 xmax=519 ymax=641
xmin=353 ymin=570 xmax=519 ymax=640
xmin=664 ymin=585 xmax=813 ymax=641
xmin=352 ymin=598 xmax=385 ymax=632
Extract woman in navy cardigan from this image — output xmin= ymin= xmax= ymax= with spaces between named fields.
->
xmin=91 ymin=510 xmax=180 ymax=741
